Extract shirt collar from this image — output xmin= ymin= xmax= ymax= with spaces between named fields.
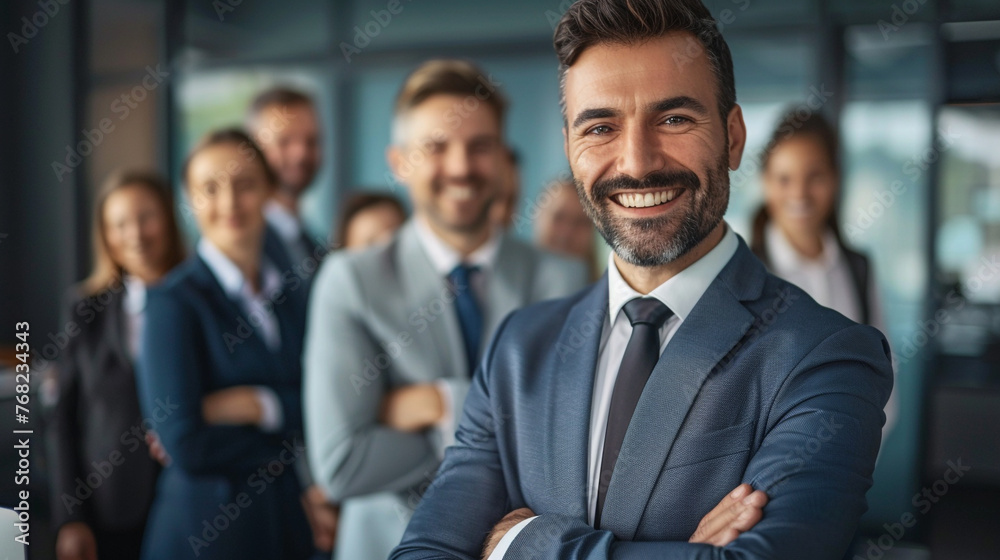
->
xmin=122 ymin=275 xmax=147 ymax=315
xmin=197 ymin=238 xmax=282 ymax=299
xmin=607 ymin=223 xmax=738 ymax=323
xmin=412 ymin=216 xmax=502 ymax=276
xmin=264 ymin=199 xmax=302 ymax=243
xmin=765 ymin=222 xmax=842 ymax=273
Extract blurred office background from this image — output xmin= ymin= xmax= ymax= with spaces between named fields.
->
xmin=1 ymin=0 xmax=1000 ymax=557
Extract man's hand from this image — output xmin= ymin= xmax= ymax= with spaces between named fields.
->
xmin=55 ymin=522 xmax=97 ymax=560
xmin=145 ymin=430 xmax=171 ymax=467
xmin=301 ymin=485 xmax=339 ymax=552
xmin=482 ymin=507 xmax=535 ymax=559
xmin=202 ymin=386 xmax=263 ymax=425
xmin=379 ymin=383 xmax=444 ymax=432
xmin=688 ymin=483 xmax=768 ymax=546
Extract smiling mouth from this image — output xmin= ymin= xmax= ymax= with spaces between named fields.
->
xmin=444 ymin=185 xmax=475 ymax=201
xmin=612 ymin=189 xmax=682 ymax=209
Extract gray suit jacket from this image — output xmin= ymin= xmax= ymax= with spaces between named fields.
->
xmin=304 ymin=220 xmax=589 ymax=559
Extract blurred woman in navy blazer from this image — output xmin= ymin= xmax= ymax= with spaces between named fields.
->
xmin=136 ymin=129 xmax=313 ymax=559
xmin=50 ymin=170 xmax=185 ymax=560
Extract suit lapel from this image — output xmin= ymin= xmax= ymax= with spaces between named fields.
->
xmin=484 ymin=235 xmax=532 ymax=341
xmin=397 ymin=222 xmax=467 ymax=379
xmin=191 ymin=256 xmax=285 ymax=376
xmin=103 ymin=289 xmax=131 ymax=368
xmin=599 ymin=240 xmax=765 ymax=539
xmin=545 ymin=276 xmax=608 ymax=520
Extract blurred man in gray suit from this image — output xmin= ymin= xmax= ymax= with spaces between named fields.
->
xmin=303 ymin=60 xmax=589 ymax=560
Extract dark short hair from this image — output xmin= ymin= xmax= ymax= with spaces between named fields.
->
xmin=394 ymin=59 xmax=508 ymax=131
xmin=247 ymin=86 xmax=315 ymax=123
xmin=553 ymin=0 xmax=736 ymax=121
xmin=182 ymin=127 xmax=278 ymax=188
xmin=335 ymin=191 xmax=407 ymax=249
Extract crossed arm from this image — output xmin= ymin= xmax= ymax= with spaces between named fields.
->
xmin=392 ymin=323 xmax=892 ymax=560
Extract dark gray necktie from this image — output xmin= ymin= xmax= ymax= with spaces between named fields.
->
xmin=595 ymin=297 xmax=673 ymax=529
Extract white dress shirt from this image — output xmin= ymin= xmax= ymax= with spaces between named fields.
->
xmin=764 ymin=223 xmax=862 ymax=323
xmin=763 ymin=223 xmax=895 ymax=439
xmin=122 ymin=275 xmax=147 ymax=361
xmin=412 ymin=216 xmax=502 ymax=300
xmin=490 ymin=225 xmax=738 ymax=558
xmin=412 ymin=217 xmax=503 ymax=450
xmin=197 ymin=238 xmax=286 ymax=432
xmin=265 ymin=199 xmax=310 ymax=266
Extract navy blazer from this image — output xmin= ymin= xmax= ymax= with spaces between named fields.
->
xmin=392 ymin=237 xmax=893 ymax=559
xmin=135 ymin=248 xmax=313 ymax=559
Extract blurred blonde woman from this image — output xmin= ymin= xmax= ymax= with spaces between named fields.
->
xmin=50 ymin=170 xmax=185 ymax=560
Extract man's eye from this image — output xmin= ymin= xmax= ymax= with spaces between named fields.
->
xmin=664 ymin=115 xmax=692 ymax=126
xmin=587 ymin=125 xmax=613 ymax=136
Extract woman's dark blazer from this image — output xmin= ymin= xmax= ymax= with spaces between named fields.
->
xmin=48 ymin=287 xmax=160 ymax=535
xmin=135 ymin=246 xmax=313 ymax=560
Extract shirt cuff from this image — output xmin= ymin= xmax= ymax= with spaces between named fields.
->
xmin=254 ymin=386 xmax=283 ymax=433
xmin=434 ymin=379 xmax=456 ymax=454
xmin=488 ymin=516 xmax=537 ymax=560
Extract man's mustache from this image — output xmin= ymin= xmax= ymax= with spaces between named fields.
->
xmin=591 ymin=170 xmax=700 ymax=200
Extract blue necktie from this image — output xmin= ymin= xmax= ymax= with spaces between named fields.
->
xmin=448 ymin=264 xmax=483 ymax=376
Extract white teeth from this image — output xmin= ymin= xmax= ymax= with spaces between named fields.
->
xmin=447 ymin=186 xmax=473 ymax=201
xmin=616 ymin=189 xmax=680 ymax=208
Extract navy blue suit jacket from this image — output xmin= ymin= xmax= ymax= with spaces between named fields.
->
xmin=135 ymin=247 xmax=312 ymax=559
xmin=393 ymin=238 xmax=893 ymax=559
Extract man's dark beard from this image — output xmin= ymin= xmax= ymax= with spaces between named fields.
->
xmin=575 ymin=157 xmax=730 ymax=267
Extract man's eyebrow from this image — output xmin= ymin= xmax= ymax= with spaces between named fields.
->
xmin=571 ymin=108 xmax=620 ymax=129
xmin=648 ymin=96 xmax=710 ymax=115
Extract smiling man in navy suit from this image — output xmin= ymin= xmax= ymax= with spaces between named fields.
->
xmin=392 ymin=0 xmax=893 ymax=559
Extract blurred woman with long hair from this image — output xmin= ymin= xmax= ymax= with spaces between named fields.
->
xmin=50 ymin=170 xmax=185 ymax=560
xmin=751 ymin=109 xmax=895 ymax=437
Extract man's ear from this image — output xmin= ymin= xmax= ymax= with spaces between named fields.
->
xmin=726 ymin=104 xmax=748 ymax=171
xmin=386 ymin=145 xmax=410 ymax=190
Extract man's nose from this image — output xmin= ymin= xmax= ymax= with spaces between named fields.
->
xmin=616 ymin=125 xmax=665 ymax=181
